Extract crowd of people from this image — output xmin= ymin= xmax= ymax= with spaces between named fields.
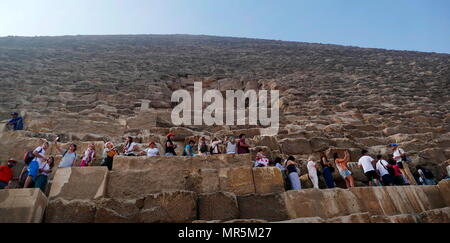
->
xmin=0 ymin=111 xmax=447 ymax=192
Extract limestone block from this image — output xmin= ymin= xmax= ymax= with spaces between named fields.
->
xmin=94 ymin=198 xmax=142 ymax=223
xmin=437 ymin=180 xmax=450 ymax=206
xmin=49 ymin=167 xmax=108 ymax=200
xmin=252 ymin=167 xmax=285 ymax=194
xmin=45 ymin=198 xmax=96 ymax=223
xmin=219 ymin=167 xmax=255 ymax=195
xmin=279 ymin=138 xmax=312 ymax=155
xmin=326 ymin=212 xmax=371 ymax=223
xmin=237 ymin=193 xmax=289 ymax=222
xmin=0 ymin=189 xmax=48 ymax=223
xmin=139 ymin=190 xmax=197 ymax=223
xmin=420 ymin=207 xmax=450 ymax=223
xmin=198 ymin=192 xmax=239 ymax=221
xmin=370 ymin=214 xmax=421 ymax=223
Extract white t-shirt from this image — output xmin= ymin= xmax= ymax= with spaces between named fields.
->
xmin=226 ymin=142 xmax=237 ymax=154
xmin=393 ymin=148 xmax=405 ymax=162
xmin=33 ymin=146 xmax=46 ymax=164
xmin=124 ymin=142 xmax=138 ymax=154
xmin=59 ymin=151 xmax=77 ymax=168
xmin=307 ymin=161 xmax=317 ymax=175
xmin=82 ymin=149 xmax=95 ymax=162
xmin=254 ymin=157 xmax=269 ymax=167
xmin=376 ymin=160 xmax=390 ymax=177
xmin=358 ymin=155 xmax=375 ymax=173
xmin=41 ymin=163 xmax=51 ymax=176
xmin=145 ymin=147 xmax=159 ymax=157
xmin=211 ymin=141 xmax=221 ymax=154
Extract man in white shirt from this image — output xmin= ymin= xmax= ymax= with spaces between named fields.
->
xmin=307 ymin=157 xmax=319 ymax=189
xmin=358 ymin=149 xmax=380 ymax=187
xmin=375 ymin=155 xmax=394 ymax=186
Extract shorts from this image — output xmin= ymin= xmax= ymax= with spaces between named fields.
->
xmin=339 ymin=169 xmax=352 ymax=179
xmin=27 ymin=160 xmax=40 ymax=182
xmin=364 ymin=170 xmax=379 ymax=181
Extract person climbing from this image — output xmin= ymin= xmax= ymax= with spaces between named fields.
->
xmin=35 ymin=157 xmax=54 ymax=192
xmin=6 ymin=112 xmax=24 ymax=131
xmin=358 ymin=149 xmax=380 ymax=187
xmin=141 ymin=141 xmax=160 ymax=157
xmin=183 ymin=140 xmax=196 ymax=157
xmin=237 ymin=134 xmax=250 ymax=154
xmin=54 ymin=138 xmax=77 ymax=168
xmin=101 ymin=142 xmax=117 ymax=170
xmin=375 ymin=155 xmax=394 ymax=186
xmin=210 ymin=137 xmax=222 ymax=155
xmin=165 ymin=133 xmax=177 ymax=156
xmin=417 ymin=166 xmax=437 ymax=185
xmin=80 ymin=143 xmax=95 ymax=167
xmin=224 ymin=136 xmax=237 ymax=154
xmin=198 ymin=137 xmax=209 ymax=156
xmin=307 ymin=156 xmax=319 ymax=189
xmin=285 ymin=156 xmax=301 ymax=190
xmin=123 ymin=137 xmax=138 ymax=156
xmin=335 ymin=151 xmax=354 ymax=188
xmin=320 ymin=154 xmax=335 ymax=189
xmin=390 ymin=144 xmax=414 ymax=185
xmin=0 ymin=159 xmax=17 ymax=189
xmin=254 ymin=149 xmax=269 ymax=167
xmin=23 ymin=142 xmax=50 ymax=188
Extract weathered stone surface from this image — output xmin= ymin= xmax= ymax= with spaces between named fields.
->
xmin=198 ymin=192 xmax=239 ymax=221
xmin=325 ymin=212 xmax=371 ymax=223
xmin=419 ymin=207 xmax=450 ymax=223
xmin=437 ymin=180 xmax=450 ymax=206
xmin=279 ymin=138 xmax=312 ymax=155
xmin=252 ymin=167 xmax=285 ymax=194
xmin=45 ymin=198 xmax=96 ymax=223
xmin=49 ymin=167 xmax=108 ymax=200
xmin=0 ymin=189 xmax=48 ymax=223
xmin=370 ymin=214 xmax=422 ymax=223
xmin=219 ymin=167 xmax=255 ymax=195
xmin=94 ymin=198 xmax=142 ymax=223
xmin=140 ymin=190 xmax=197 ymax=223
xmin=237 ymin=193 xmax=289 ymax=221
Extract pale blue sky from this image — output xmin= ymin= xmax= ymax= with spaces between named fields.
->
xmin=1 ymin=0 xmax=449 ymax=53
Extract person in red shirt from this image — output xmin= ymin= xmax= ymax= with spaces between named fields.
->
xmin=237 ymin=134 xmax=250 ymax=154
xmin=0 ymin=159 xmax=17 ymax=189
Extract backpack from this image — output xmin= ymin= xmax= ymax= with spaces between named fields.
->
xmin=422 ymin=168 xmax=434 ymax=179
xmin=23 ymin=148 xmax=42 ymax=165
xmin=380 ymin=160 xmax=396 ymax=177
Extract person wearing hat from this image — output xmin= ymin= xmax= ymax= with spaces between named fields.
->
xmin=0 ymin=159 xmax=17 ymax=189
xmin=6 ymin=112 xmax=24 ymax=131
xmin=165 ymin=133 xmax=177 ymax=156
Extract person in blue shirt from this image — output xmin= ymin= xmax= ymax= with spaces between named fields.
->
xmin=7 ymin=112 xmax=24 ymax=131
xmin=183 ymin=140 xmax=196 ymax=157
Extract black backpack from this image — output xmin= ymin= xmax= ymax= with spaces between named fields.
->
xmin=23 ymin=148 xmax=42 ymax=165
xmin=200 ymin=144 xmax=208 ymax=153
xmin=422 ymin=168 xmax=434 ymax=179
xmin=380 ymin=160 xmax=396 ymax=177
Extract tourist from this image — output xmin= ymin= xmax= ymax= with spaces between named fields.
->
xmin=198 ymin=137 xmax=209 ymax=156
xmin=237 ymin=134 xmax=250 ymax=154
xmin=183 ymin=140 xmax=196 ymax=157
xmin=164 ymin=133 xmax=177 ymax=156
xmin=35 ymin=157 xmax=54 ymax=192
xmin=320 ymin=154 xmax=335 ymax=189
xmin=0 ymin=159 xmax=17 ymax=189
xmin=390 ymin=144 xmax=411 ymax=183
xmin=101 ymin=142 xmax=117 ymax=170
xmin=335 ymin=151 xmax=354 ymax=188
xmin=388 ymin=158 xmax=405 ymax=186
xmin=417 ymin=166 xmax=437 ymax=185
xmin=141 ymin=141 xmax=160 ymax=157
xmin=375 ymin=155 xmax=394 ymax=186
xmin=307 ymin=156 xmax=319 ymax=189
xmin=224 ymin=136 xmax=237 ymax=154
xmin=274 ymin=157 xmax=291 ymax=190
xmin=285 ymin=156 xmax=301 ymax=190
xmin=210 ymin=137 xmax=222 ymax=155
xmin=54 ymin=138 xmax=77 ymax=168
xmin=358 ymin=149 xmax=380 ymax=187
xmin=23 ymin=142 xmax=50 ymax=188
xmin=6 ymin=112 xmax=24 ymax=131
xmin=254 ymin=149 xmax=269 ymax=167
xmin=80 ymin=143 xmax=95 ymax=167
xmin=123 ymin=137 xmax=138 ymax=156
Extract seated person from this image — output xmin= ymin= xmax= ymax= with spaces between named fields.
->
xmin=7 ymin=112 xmax=24 ymax=131
xmin=254 ymin=149 xmax=269 ymax=167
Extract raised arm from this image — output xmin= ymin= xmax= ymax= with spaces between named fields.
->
xmin=344 ymin=151 xmax=350 ymax=163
